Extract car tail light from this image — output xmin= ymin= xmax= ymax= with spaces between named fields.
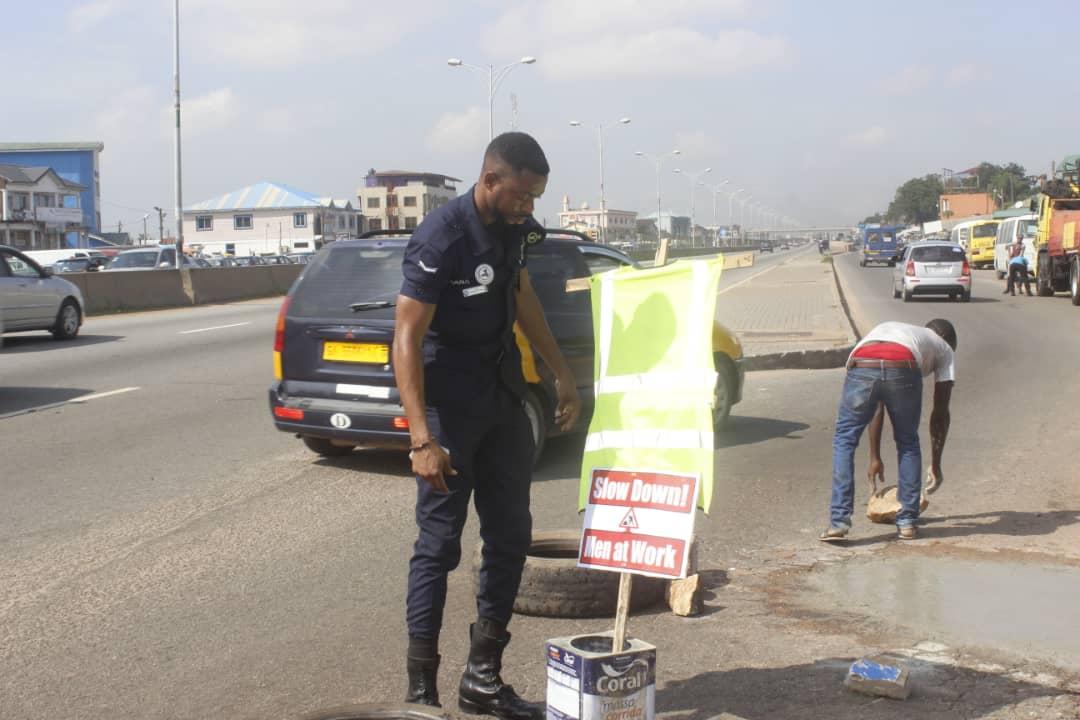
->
xmin=962 ymin=260 xmax=971 ymax=276
xmin=274 ymin=406 xmax=304 ymax=421
xmin=273 ymin=296 xmax=292 ymax=380
xmin=393 ymin=416 xmax=409 ymax=429
xmin=905 ymin=261 xmax=916 ymax=277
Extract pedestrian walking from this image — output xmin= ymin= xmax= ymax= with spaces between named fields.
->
xmin=1003 ymin=239 xmax=1032 ymax=296
xmin=820 ymin=320 xmax=956 ymax=542
xmin=392 ymin=131 xmax=580 ymax=718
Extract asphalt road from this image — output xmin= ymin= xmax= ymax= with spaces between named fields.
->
xmin=2 ymin=249 xmax=1076 ymax=719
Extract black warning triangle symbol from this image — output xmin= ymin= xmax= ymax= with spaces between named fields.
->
xmin=619 ymin=508 xmax=639 ymax=530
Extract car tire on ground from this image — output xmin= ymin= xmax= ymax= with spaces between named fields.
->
xmin=301 ymin=436 xmax=355 ymax=457
xmin=893 ymin=284 xmax=901 ymax=299
xmin=961 ymin=290 xmax=972 ymax=303
xmin=476 ymin=530 xmax=667 ymax=618
xmin=522 ymin=387 xmax=546 ymax=467
xmin=996 ymin=270 xmax=1006 ymax=280
xmin=51 ymin=299 xmax=81 ymax=340
xmin=298 ymin=703 xmax=447 ymax=720
xmin=1070 ymin=258 xmax=1080 ymax=306
xmin=1037 ymin=252 xmax=1055 ymax=297
xmin=713 ymin=356 xmax=734 ymax=431
xmin=902 ymin=289 xmax=912 ymax=302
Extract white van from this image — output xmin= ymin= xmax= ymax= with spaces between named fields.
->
xmin=105 ymin=246 xmax=192 ymax=271
xmin=993 ymin=214 xmax=1037 ymax=279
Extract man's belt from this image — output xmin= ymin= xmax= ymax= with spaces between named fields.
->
xmin=847 ymin=358 xmax=917 ymax=370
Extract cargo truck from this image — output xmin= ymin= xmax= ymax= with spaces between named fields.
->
xmin=1033 ymin=155 xmax=1080 ymax=303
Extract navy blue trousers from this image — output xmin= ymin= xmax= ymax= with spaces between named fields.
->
xmin=406 ymin=388 xmax=535 ymax=641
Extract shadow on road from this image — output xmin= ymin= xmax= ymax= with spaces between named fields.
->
xmin=313 ymin=447 xmax=412 ymax=477
xmin=655 ymin=656 xmax=1071 ymax=720
xmin=826 ymin=509 xmax=1080 ymax=548
xmin=0 ymin=386 xmax=94 ymax=416
xmin=0 ymin=334 xmax=124 ymax=353
xmin=717 ymin=415 xmax=810 ymax=449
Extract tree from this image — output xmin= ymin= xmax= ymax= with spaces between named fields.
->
xmin=861 ymin=212 xmax=885 ymax=224
xmin=886 ymin=174 xmax=944 ymax=224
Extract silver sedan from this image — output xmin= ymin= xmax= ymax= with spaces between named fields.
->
xmin=0 ymin=245 xmax=85 ymax=341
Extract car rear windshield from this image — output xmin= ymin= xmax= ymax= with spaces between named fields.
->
xmin=973 ymin=223 xmax=998 ymax=238
xmin=110 ymin=252 xmax=159 ymax=268
xmin=912 ymin=246 xmax=964 ymax=262
xmin=289 ymin=244 xmax=405 ymax=321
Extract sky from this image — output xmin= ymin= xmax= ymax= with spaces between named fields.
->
xmin=5 ymin=0 xmax=1079 ymax=232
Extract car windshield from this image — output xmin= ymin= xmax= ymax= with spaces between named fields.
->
xmin=110 ymin=251 xmax=159 ymax=268
xmin=289 ymin=244 xmax=406 ymax=321
xmin=973 ymin=223 xmax=998 ymax=238
xmin=912 ymin=246 xmax=964 ymax=262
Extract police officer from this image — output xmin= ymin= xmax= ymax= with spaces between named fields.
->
xmin=392 ymin=132 xmax=581 ymax=718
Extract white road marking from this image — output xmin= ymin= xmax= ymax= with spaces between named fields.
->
xmin=68 ymin=387 xmax=141 ymax=404
xmin=178 ymin=322 xmax=251 ymax=335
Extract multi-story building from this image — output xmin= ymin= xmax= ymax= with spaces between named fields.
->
xmin=639 ymin=211 xmax=691 ymax=240
xmin=182 ymin=181 xmax=361 ymax=256
xmin=357 ymin=170 xmax=460 ymax=231
xmin=0 ymin=142 xmax=104 ymax=245
xmin=0 ymin=165 xmax=86 ymax=250
xmin=557 ymin=196 xmax=638 ymax=244
xmin=939 ymin=192 xmax=996 ymax=222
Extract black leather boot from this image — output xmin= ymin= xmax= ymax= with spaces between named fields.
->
xmin=458 ymin=620 xmax=544 ymax=720
xmin=405 ymin=654 xmax=441 ymax=707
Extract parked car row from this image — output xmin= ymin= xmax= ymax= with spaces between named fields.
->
xmin=40 ymin=246 xmax=317 ymax=273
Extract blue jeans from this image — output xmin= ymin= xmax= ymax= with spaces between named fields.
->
xmin=829 ymin=366 xmax=923 ymax=529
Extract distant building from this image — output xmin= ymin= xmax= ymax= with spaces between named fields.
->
xmin=357 ymin=170 xmax=461 ymax=231
xmin=0 ymin=142 xmax=104 ymax=245
xmin=182 ymin=181 xmax=361 ymax=256
xmin=0 ymin=164 xmax=86 ymax=250
xmin=640 ymin=211 xmax=690 ymax=240
xmin=939 ymin=192 xmax=996 ymax=222
xmin=557 ymin=196 xmax=637 ymax=244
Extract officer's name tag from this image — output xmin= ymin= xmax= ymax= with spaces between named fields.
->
xmin=463 ymin=285 xmax=488 ymax=297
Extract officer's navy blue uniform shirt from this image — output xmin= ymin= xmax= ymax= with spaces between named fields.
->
xmin=400 ymin=186 xmax=545 ymax=417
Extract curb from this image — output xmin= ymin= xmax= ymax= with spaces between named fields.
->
xmin=739 ymin=254 xmax=861 ymax=372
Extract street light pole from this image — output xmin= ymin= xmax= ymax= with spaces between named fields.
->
xmin=571 ymin=117 xmax=631 ymax=244
xmin=635 ymin=149 xmax=681 ymax=248
xmin=672 ymin=167 xmax=712 ymax=247
xmin=172 ymin=0 xmax=184 ymax=267
xmin=448 ymin=56 xmax=537 ymax=141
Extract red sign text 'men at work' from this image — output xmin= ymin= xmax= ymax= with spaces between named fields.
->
xmin=588 ymin=470 xmax=696 ymax=514
xmin=579 ymin=529 xmax=687 ymax=576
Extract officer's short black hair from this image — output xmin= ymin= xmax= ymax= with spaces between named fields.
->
xmin=926 ymin=318 xmax=957 ymax=350
xmin=484 ymin=132 xmax=550 ymax=177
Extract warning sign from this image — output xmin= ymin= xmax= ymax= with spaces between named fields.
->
xmin=578 ymin=468 xmax=699 ymax=579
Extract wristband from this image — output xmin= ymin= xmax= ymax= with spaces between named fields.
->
xmin=409 ymin=439 xmax=434 ymax=452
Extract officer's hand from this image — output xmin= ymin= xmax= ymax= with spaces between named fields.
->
xmin=411 ymin=444 xmax=457 ymax=493
xmin=554 ymin=376 xmax=582 ymax=432
xmin=867 ymin=457 xmax=885 ymax=493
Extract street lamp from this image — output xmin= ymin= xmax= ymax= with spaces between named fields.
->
xmin=635 ymin=149 xmax=681 ymax=248
xmin=672 ymin=167 xmax=712 ymax=247
xmin=570 ymin=117 xmax=631 ymax=245
xmin=708 ymin=181 xmax=730 ymax=247
xmin=729 ymin=188 xmax=745 ymax=234
xmin=448 ymin=56 xmax=537 ymax=141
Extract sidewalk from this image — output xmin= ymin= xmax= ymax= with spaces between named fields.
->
xmin=717 ymin=248 xmax=857 ymax=370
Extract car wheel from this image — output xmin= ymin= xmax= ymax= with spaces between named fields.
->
xmin=996 ymin=270 xmax=1006 ymax=280
xmin=961 ymin=290 xmax=972 ymax=302
xmin=713 ymin=361 xmax=734 ymax=431
xmin=892 ymin=283 xmax=901 ymax=299
xmin=1070 ymin=258 xmax=1080 ymax=306
xmin=1037 ymin=252 xmax=1055 ymax=296
xmin=51 ymin=299 xmax=81 ymax=340
xmin=902 ymin=289 xmax=912 ymax=302
xmin=859 ymin=258 xmax=866 ymax=267
xmin=301 ymin=436 xmax=354 ymax=457
xmin=523 ymin=388 xmax=546 ymax=467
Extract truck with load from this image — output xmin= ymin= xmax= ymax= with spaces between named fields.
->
xmin=1033 ymin=155 xmax=1080 ymax=303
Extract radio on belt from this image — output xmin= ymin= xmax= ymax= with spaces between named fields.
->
xmin=546 ymin=632 xmax=656 ymax=720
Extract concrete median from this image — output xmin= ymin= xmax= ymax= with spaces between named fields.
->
xmin=722 ymin=251 xmax=755 ymax=269
xmin=77 ymin=265 xmax=304 ymax=316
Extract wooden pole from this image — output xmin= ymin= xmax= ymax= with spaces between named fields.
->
xmin=612 ymin=572 xmax=633 ymax=652
xmin=654 ymin=237 xmax=669 ymax=266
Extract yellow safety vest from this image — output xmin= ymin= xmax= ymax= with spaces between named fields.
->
xmin=578 ymin=258 xmax=723 ymax=513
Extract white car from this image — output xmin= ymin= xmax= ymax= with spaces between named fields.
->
xmin=0 ymin=245 xmax=85 ymax=340
xmin=105 ymin=246 xmax=193 ymax=271
xmin=892 ymin=241 xmax=971 ymax=303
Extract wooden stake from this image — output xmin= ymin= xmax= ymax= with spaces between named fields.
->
xmin=654 ymin=237 xmax=669 ymax=267
xmin=612 ymin=572 xmax=633 ymax=652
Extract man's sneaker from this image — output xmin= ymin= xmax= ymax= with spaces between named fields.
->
xmin=819 ymin=525 xmax=849 ymax=542
xmin=897 ymin=526 xmax=918 ymax=541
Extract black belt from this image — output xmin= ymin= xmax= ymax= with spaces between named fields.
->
xmin=848 ymin=358 xmax=917 ymax=370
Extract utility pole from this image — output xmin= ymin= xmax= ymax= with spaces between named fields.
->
xmin=142 ymin=215 xmax=149 ymax=245
xmin=153 ymin=206 xmax=165 ymax=243
xmin=172 ymin=0 xmax=185 ymax=267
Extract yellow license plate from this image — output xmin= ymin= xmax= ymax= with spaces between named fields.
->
xmin=322 ymin=341 xmax=389 ymax=364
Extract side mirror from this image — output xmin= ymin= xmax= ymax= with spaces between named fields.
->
xmin=1029 ymin=199 xmax=1037 ymax=213
xmin=159 ymin=261 xmax=172 ymax=268
xmin=42 ymin=266 xmax=55 ymax=278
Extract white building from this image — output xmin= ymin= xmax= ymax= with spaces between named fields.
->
xmin=357 ymin=170 xmax=460 ymax=231
xmin=0 ymin=165 xmax=85 ymax=250
xmin=558 ymin=196 xmax=638 ymax=244
xmin=182 ymin=182 xmax=362 ymax=256
xmin=640 ymin=211 xmax=691 ymax=240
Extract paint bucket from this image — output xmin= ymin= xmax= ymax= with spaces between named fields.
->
xmin=546 ymin=632 xmax=656 ymax=720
